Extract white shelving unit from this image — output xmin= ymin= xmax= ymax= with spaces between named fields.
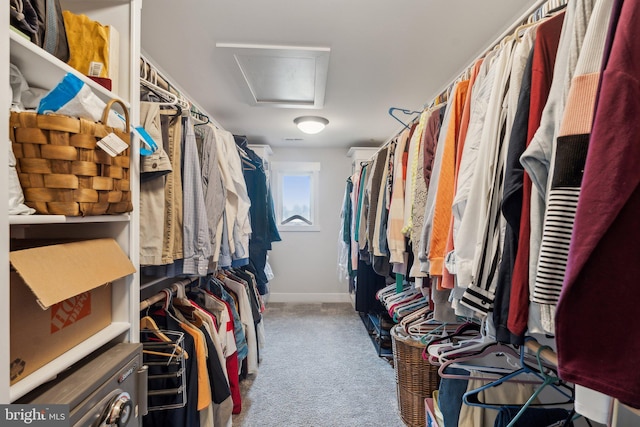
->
xmin=347 ymin=146 xmax=378 ymax=174
xmin=3 ymin=0 xmax=142 ymax=403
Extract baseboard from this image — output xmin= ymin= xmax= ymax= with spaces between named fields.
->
xmin=268 ymin=292 xmax=351 ymax=303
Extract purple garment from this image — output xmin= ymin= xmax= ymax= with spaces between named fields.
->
xmin=556 ymin=0 xmax=640 ymax=409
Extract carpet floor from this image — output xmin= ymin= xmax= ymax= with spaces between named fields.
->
xmin=232 ymin=302 xmax=405 ymax=427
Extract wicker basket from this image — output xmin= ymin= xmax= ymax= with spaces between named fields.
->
xmin=10 ymin=99 xmax=133 ymax=216
xmin=392 ymin=325 xmax=441 ymax=427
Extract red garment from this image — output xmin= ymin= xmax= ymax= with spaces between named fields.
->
xmin=220 ymin=298 xmax=242 ymax=414
xmin=193 ymin=295 xmax=243 ymax=413
xmin=422 ymin=107 xmax=445 ymax=188
xmin=507 ymin=12 xmax=564 ymax=337
xmin=556 ymin=0 xmax=640 ymax=408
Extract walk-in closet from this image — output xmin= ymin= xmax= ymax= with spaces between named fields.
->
xmin=3 ymin=0 xmax=640 ymax=426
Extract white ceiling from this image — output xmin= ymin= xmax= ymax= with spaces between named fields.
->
xmin=141 ymin=0 xmax=535 ymax=149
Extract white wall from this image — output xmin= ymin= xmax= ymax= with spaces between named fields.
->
xmin=267 ymin=147 xmax=352 ymax=303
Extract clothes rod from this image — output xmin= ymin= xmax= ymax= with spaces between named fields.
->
xmin=139 ymin=279 xmax=195 ymax=311
xmin=370 ymin=0 xmax=558 ymax=160
xmin=425 ymin=0 xmax=556 ymax=112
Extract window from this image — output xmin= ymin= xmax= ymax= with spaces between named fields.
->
xmin=272 ymin=162 xmax=321 ymax=231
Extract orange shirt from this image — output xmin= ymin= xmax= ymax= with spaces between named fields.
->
xmin=428 ymin=80 xmax=470 ymax=278
xmin=179 ymin=320 xmax=212 ymax=411
xmin=441 ymin=59 xmax=484 ymax=289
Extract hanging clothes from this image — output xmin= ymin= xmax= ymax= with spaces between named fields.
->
xmin=428 ymin=80 xmax=470 ymax=279
xmin=556 ymin=0 xmax=640 ymax=410
xmin=407 ymin=109 xmax=435 ymax=280
xmin=219 ymin=274 xmax=258 ymax=374
xmin=369 ymin=146 xmax=392 ymax=276
xmin=419 ymin=98 xmax=454 ymax=276
xmin=234 ymin=138 xmax=281 ymax=294
xmin=448 ymin=49 xmax=497 ymax=317
xmin=441 ymin=58 xmax=484 ymax=291
xmin=181 ymin=116 xmax=213 ymax=276
xmin=139 ymin=101 xmax=172 ymax=266
xmin=458 ymin=38 xmax=517 ymax=316
xmin=214 ymin=127 xmax=252 ymax=268
xmin=387 ymin=129 xmax=411 ymax=267
xmin=410 ymin=106 xmax=444 ymax=282
xmin=197 ymin=125 xmax=226 ymax=272
xmin=143 ymin=309 xmax=200 ymax=427
xmin=531 ymin=0 xmax=613 ymax=330
xmin=160 ymin=109 xmax=185 ymax=264
xmin=338 ymin=177 xmax=354 ymax=280
xmin=493 ymin=24 xmax=538 ymax=345
xmin=507 ymin=10 xmax=566 ymax=339
xmin=521 ymin=0 xmax=595 ymax=332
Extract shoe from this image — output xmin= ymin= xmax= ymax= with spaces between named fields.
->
xmin=380 ymin=315 xmax=395 ymax=330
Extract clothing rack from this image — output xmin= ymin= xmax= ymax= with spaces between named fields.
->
xmin=139 ymin=52 xmax=224 ymax=131
xmin=367 ymin=0 xmax=565 ymax=163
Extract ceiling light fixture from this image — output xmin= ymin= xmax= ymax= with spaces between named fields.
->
xmin=294 ymin=116 xmax=329 ymax=134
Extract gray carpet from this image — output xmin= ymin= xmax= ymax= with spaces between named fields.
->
xmin=232 ymin=302 xmax=405 ymax=427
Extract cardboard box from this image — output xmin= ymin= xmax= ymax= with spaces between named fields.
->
xmin=9 ymin=238 xmax=136 ymax=385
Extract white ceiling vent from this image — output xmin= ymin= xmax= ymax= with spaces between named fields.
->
xmin=216 ymin=43 xmax=330 ymax=108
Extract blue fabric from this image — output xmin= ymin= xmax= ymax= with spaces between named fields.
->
xmin=493 ymin=407 xmax=572 ymax=427
xmin=231 ymin=257 xmax=249 ymax=268
xmin=237 ymin=141 xmax=281 ymax=294
xmin=37 ymin=73 xmax=83 ymax=114
xmin=205 ymin=277 xmax=249 ymax=362
xmin=438 ymin=367 xmax=469 ymax=427
xmin=219 ymin=215 xmax=232 ymax=268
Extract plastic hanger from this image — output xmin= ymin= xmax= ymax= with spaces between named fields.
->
xmin=140 ymin=79 xmax=180 ymax=107
xmin=376 ymin=283 xmax=399 ymax=297
xmin=388 ymin=107 xmax=422 ymax=130
xmin=383 ymin=288 xmax=419 ymax=305
xmin=393 ymin=297 xmax=428 ymax=321
xmin=190 ymin=106 xmax=210 ymax=126
xmin=425 ymin=321 xmax=485 ymax=364
xmin=281 ymin=214 xmax=312 ymax=225
xmin=437 ymin=341 xmax=522 ymax=374
xmin=399 ymin=306 xmax=432 ymax=330
xmin=462 ymin=341 xmax=574 ymax=416
xmin=407 ymin=316 xmax=446 ymax=337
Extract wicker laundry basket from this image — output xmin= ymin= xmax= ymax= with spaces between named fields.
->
xmin=392 ymin=325 xmax=441 ymax=427
xmin=10 ymin=99 xmax=133 ymax=216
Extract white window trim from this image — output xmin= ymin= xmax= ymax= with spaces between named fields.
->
xmin=272 ymin=161 xmax=321 ymax=232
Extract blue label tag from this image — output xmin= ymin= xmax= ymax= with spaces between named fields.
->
xmin=132 ymin=126 xmax=158 ymax=156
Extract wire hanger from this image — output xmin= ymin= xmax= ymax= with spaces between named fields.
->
xmin=388 ymin=107 xmax=422 ymax=130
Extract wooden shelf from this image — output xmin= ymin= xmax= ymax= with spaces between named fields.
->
xmin=9 ymin=30 xmax=130 ymax=107
xmin=10 ymin=322 xmax=131 ymax=402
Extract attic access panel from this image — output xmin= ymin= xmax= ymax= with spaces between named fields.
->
xmin=216 ymin=43 xmax=330 ymax=108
